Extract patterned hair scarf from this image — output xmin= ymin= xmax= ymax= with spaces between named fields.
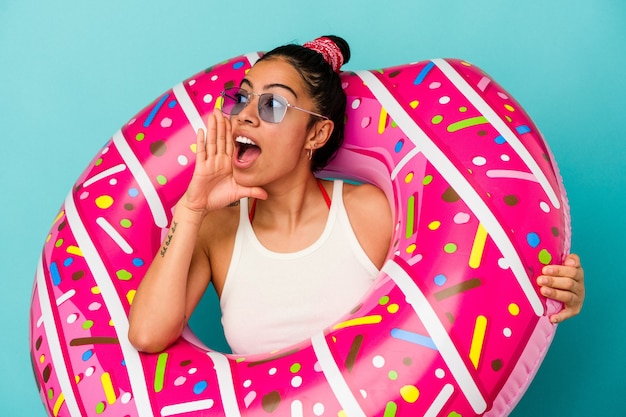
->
xmin=302 ymin=37 xmax=344 ymax=73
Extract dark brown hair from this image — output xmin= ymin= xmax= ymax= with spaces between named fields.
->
xmin=257 ymin=35 xmax=351 ymax=171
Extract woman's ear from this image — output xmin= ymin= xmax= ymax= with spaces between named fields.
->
xmin=306 ymin=119 xmax=334 ymax=149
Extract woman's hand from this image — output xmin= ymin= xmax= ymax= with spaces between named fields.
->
xmin=537 ymin=253 xmax=585 ymax=323
xmin=180 ymin=110 xmax=267 ymax=215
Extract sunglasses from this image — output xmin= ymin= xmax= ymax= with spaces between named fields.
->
xmin=219 ymin=87 xmax=329 ymax=124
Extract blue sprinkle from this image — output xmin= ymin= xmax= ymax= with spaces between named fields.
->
xmin=233 ymin=61 xmax=245 ymax=70
xmin=516 ymin=125 xmax=531 ymax=134
xmin=132 ymin=258 xmax=145 ymax=267
xmin=527 ymin=232 xmax=541 ymax=248
xmin=391 ymin=328 xmax=438 ymax=350
xmin=143 ymin=93 xmax=170 ymax=128
xmin=394 ymin=139 xmax=404 ymax=153
xmin=168 ymin=99 xmax=177 ymax=109
xmin=434 ymin=274 xmax=447 ymax=286
xmin=494 ymin=135 xmax=506 ymax=145
xmin=63 ymin=257 xmax=73 ymax=267
xmin=193 ymin=380 xmax=208 ymax=395
xmin=128 ymin=188 xmax=139 ymax=198
xmin=414 ymin=61 xmax=435 ymax=85
xmin=82 ymin=349 xmax=94 ymax=361
xmin=50 ymin=262 xmax=61 ymax=286
xmin=121 ymin=359 xmax=126 ymax=367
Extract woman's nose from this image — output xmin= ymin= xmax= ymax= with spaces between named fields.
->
xmin=235 ymin=94 xmax=260 ymax=125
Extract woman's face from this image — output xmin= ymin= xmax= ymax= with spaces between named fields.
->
xmin=230 ymin=57 xmax=321 ymax=186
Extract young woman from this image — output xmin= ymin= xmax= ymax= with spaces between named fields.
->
xmin=128 ymin=36 xmax=585 ymax=355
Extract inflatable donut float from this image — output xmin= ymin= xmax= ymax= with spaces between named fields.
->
xmin=30 ymin=52 xmax=570 ymax=416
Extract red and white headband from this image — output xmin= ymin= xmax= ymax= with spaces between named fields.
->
xmin=303 ymin=37 xmax=344 ymax=73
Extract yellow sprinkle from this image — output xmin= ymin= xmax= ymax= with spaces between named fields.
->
xmin=66 ymin=245 xmax=83 ymax=256
xmin=378 ymin=107 xmax=388 ymax=134
xmin=469 ymin=223 xmax=488 ymax=269
xmin=400 ymin=385 xmax=420 ymax=403
xmin=409 ymin=100 xmax=419 ymax=109
xmin=387 ymin=304 xmax=400 ymax=314
xmin=428 ymin=221 xmax=441 ymax=230
xmin=126 ymin=289 xmax=136 ymax=305
xmin=333 ymin=315 xmax=383 ymax=330
xmin=406 ymin=244 xmax=417 ymax=254
xmin=75 ymin=374 xmax=81 ymax=384
xmin=101 ymin=372 xmax=117 ymax=404
xmin=215 ymin=95 xmax=224 ymax=110
xmin=39 ymin=354 xmax=45 ymax=364
xmin=91 ymin=286 xmax=101 ymax=295
xmin=52 ymin=210 xmax=65 ymax=226
xmin=53 ymin=392 xmax=65 ymax=416
xmin=404 ymin=172 xmax=414 ymax=183
xmin=508 ymin=303 xmax=520 ymax=316
xmin=504 ymin=104 xmax=515 ymax=112
xmin=190 ymin=143 xmax=197 ymax=153
xmin=338 ymin=411 xmax=348 ymax=417
xmin=469 ymin=315 xmax=487 ymax=369
xmin=95 ymin=195 xmax=114 ymax=209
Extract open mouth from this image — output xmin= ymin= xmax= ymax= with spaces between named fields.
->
xmin=235 ymin=136 xmax=261 ymax=164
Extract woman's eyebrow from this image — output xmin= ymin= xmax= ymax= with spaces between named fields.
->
xmin=239 ymin=79 xmax=298 ymax=98
xmin=265 ymin=83 xmax=298 ymax=98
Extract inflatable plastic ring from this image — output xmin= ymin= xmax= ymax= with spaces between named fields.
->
xmin=30 ymin=52 xmax=570 ymax=417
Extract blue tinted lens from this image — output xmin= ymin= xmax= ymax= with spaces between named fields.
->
xmin=258 ymin=93 xmax=288 ymax=123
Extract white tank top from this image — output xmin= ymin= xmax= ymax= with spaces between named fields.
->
xmin=220 ymin=180 xmax=379 ymax=355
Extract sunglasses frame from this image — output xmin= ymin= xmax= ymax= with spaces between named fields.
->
xmin=220 ymin=87 xmax=329 ymax=123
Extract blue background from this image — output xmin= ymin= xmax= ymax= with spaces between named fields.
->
xmin=1 ymin=1 xmax=623 ymax=415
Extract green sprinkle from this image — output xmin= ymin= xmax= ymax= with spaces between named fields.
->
xmin=383 ymin=401 xmax=398 ymax=417
xmin=538 ymin=249 xmax=553 ymax=265
xmin=116 ymin=269 xmax=132 ymax=281
xmin=154 ymin=352 xmax=168 ymax=392
xmin=444 ymin=243 xmax=458 ymax=253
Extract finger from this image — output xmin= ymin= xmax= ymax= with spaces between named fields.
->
xmin=541 ymin=264 xmax=579 ymax=280
xmin=539 ymin=283 xmax=578 ymax=303
xmin=205 ymin=112 xmax=217 ymax=155
xmin=242 ymin=186 xmax=268 ymax=201
xmin=224 ymin=115 xmax=234 ymax=157
xmin=195 ymin=128 xmax=206 ymax=161
xmin=549 ymin=308 xmax=576 ymax=324
xmin=564 ymin=253 xmax=581 ymax=267
xmin=537 ymin=275 xmax=578 ymax=293
xmin=214 ymin=109 xmax=226 ymax=155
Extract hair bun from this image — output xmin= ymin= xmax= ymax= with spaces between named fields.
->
xmin=303 ymin=35 xmax=351 ymax=72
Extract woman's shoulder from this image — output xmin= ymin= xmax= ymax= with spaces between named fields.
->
xmin=340 ymin=180 xmax=392 ymax=269
xmin=341 ymin=181 xmax=388 ymax=208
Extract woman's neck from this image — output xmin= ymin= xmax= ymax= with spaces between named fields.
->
xmin=250 ymin=175 xmax=328 ymax=231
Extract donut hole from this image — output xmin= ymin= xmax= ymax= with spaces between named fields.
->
xmin=187 ymin=283 xmax=232 ymax=353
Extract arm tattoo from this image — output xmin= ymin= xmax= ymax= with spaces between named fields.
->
xmin=160 ymin=221 xmax=178 ymax=257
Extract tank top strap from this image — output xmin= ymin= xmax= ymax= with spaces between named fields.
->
xmin=317 ymin=178 xmax=332 ymax=208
